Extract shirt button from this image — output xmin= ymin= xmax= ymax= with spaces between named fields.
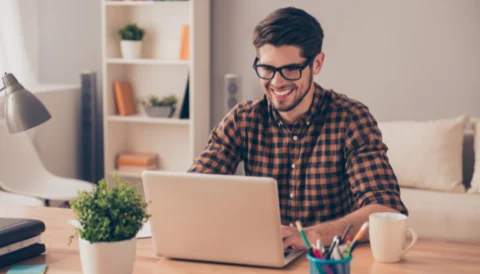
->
xmin=290 ymin=193 xmax=294 ymax=198
xmin=293 ymin=136 xmax=298 ymax=141
xmin=306 ymin=121 xmax=310 ymax=126
xmin=291 ymin=164 xmax=296 ymax=168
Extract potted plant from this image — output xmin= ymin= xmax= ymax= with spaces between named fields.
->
xmin=70 ymin=175 xmax=150 ymax=274
xmin=118 ymin=23 xmax=145 ymax=59
xmin=139 ymin=95 xmax=177 ymax=118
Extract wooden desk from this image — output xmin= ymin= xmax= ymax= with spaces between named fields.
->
xmin=1 ymin=206 xmax=479 ymax=274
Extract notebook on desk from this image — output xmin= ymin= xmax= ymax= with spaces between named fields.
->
xmin=0 ymin=218 xmax=46 ymax=268
xmin=142 ymin=171 xmax=305 ymax=268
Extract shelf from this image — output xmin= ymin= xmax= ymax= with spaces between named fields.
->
xmin=106 ymin=58 xmax=189 ymax=65
xmin=103 ymin=0 xmax=210 ymax=177
xmin=107 ymin=115 xmax=190 ymax=125
xmin=105 ymin=1 xmax=189 ymax=7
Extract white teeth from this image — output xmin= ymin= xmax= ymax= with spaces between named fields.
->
xmin=271 ymin=88 xmax=293 ymax=96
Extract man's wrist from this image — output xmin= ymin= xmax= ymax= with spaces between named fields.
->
xmin=304 ymin=221 xmax=346 ymax=246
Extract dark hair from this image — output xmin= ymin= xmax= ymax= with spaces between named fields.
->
xmin=253 ymin=7 xmax=324 ymax=58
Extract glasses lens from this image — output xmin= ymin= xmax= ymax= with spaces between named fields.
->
xmin=256 ymin=66 xmax=275 ymax=79
xmin=280 ymin=67 xmax=301 ymax=80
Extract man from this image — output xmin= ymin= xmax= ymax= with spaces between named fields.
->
xmin=189 ymin=7 xmax=407 ymax=250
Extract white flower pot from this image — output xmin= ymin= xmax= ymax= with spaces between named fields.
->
xmin=120 ymin=40 xmax=142 ymax=59
xmin=79 ymin=237 xmax=136 ymax=274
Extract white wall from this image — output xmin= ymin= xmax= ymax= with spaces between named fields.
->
xmin=211 ymin=0 xmax=480 ymax=126
xmin=17 ymin=0 xmax=38 ymax=81
xmin=37 ymin=0 xmax=102 ymax=85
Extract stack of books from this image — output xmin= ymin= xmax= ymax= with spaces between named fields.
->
xmin=116 ymin=152 xmax=159 ymax=173
xmin=0 ymin=218 xmax=46 ymax=268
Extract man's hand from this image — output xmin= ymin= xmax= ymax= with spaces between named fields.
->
xmin=281 ymin=225 xmax=317 ymax=250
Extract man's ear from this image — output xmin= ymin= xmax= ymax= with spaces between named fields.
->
xmin=313 ymin=52 xmax=325 ymax=75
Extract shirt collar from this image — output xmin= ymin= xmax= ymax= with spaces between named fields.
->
xmin=268 ymin=83 xmax=324 ymax=128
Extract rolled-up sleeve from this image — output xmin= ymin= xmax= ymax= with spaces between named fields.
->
xmin=188 ymin=107 xmax=243 ymax=174
xmin=344 ymin=108 xmax=408 ymax=215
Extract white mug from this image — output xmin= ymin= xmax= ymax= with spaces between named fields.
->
xmin=369 ymin=212 xmax=417 ymax=263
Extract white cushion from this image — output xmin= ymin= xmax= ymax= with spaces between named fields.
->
xmin=468 ymin=119 xmax=480 ymax=194
xmin=378 ymin=115 xmax=468 ymax=192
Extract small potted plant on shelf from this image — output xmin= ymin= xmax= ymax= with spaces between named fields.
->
xmin=139 ymin=94 xmax=177 ymax=118
xmin=70 ymin=175 xmax=150 ymax=274
xmin=118 ymin=23 xmax=145 ymax=59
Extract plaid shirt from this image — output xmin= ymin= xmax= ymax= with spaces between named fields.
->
xmin=189 ymin=83 xmax=407 ymax=226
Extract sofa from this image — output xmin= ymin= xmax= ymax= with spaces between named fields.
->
xmin=378 ymin=116 xmax=480 ymax=243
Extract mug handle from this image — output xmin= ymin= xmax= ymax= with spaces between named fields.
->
xmin=401 ymin=228 xmax=418 ymax=256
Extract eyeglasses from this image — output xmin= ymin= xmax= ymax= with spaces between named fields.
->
xmin=252 ymin=55 xmax=316 ymax=81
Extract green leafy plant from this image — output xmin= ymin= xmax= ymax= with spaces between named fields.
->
xmin=69 ymin=175 xmax=150 ymax=244
xmin=118 ymin=23 xmax=145 ymax=41
xmin=139 ymin=95 xmax=178 ymax=108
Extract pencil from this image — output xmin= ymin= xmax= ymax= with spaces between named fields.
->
xmin=295 ymin=221 xmax=311 ymax=249
xmin=348 ymin=221 xmax=369 ymax=253
xmin=351 ymin=222 xmax=369 ymax=244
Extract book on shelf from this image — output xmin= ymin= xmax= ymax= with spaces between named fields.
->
xmin=179 ymin=24 xmax=190 ymax=60
xmin=117 ymin=164 xmax=158 ymax=173
xmin=113 ymin=81 xmax=136 ymax=116
xmin=179 ymin=73 xmax=189 ymax=119
xmin=116 ymin=152 xmax=159 ymax=173
xmin=116 ymin=152 xmax=158 ymax=166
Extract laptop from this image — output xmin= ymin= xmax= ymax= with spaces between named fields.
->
xmin=142 ymin=171 xmax=305 ymax=268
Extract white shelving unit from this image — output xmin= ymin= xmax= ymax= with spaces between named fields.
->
xmin=101 ymin=0 xmax=210 ymax=184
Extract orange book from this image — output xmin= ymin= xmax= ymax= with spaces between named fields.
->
xmin=179 ymin=24 xmax=190 ymax=60
xmin=116 ymin=153 xmax=158 ymax=167
xmin=113 ymin=81 xmax=136 ymax=116
xmin=117 ymin=164 xmax=158 ymax=173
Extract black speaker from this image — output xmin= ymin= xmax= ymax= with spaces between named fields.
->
xmin=80 ymin=71 xmax=97 ymax=183
xmin=224 ymin=74 xmax=240 ymax=112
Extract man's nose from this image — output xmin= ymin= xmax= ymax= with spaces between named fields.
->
xmin=270 ymin=71 xmax=288 ymax=87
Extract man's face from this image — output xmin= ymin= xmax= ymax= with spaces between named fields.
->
xmin=256 ymin=45 xmax=323 ymax=113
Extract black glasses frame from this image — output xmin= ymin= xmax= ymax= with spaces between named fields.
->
xmin=252 ymin=55 xmax=316 ymax=81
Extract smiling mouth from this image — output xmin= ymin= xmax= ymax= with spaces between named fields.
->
xmin=270 ymin=87 xmax=294 ymax=97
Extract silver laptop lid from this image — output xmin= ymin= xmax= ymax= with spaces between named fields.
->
xmin=142 ymin=171 xmax=286 ymax=267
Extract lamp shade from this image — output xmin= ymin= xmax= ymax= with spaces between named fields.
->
xmin=2 ymin=73 xmax=51 ymax=133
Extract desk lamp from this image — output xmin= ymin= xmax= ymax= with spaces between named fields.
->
xmin=0 ymin=73 xmax=51 ymax=133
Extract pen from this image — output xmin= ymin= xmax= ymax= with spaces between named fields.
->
xmin=340 ymin=224 xmax=352 ymax=244
xmin=344 ymin=234 xmax=351 ymax=243
xmin=312 ymin=247 xmax=323 ymax=259
xmin=295 ymin=221 xmax=311 ymax=249
xmin=316 ymin=239 xmax=325 ymax=254
xmin=325 ymin=236 xmax=339 ymax=259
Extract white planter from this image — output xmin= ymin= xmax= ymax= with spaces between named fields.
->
xmin=120 ymin=40 xmax=142 ymax=59
xmin=79 ymin=237 xmax=136 ymax=274
xmin=143 ymin=105 xmax=175 ymax=118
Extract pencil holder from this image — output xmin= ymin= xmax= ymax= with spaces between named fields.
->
xmin=307 ymin=253 xmax=352 ymax=274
